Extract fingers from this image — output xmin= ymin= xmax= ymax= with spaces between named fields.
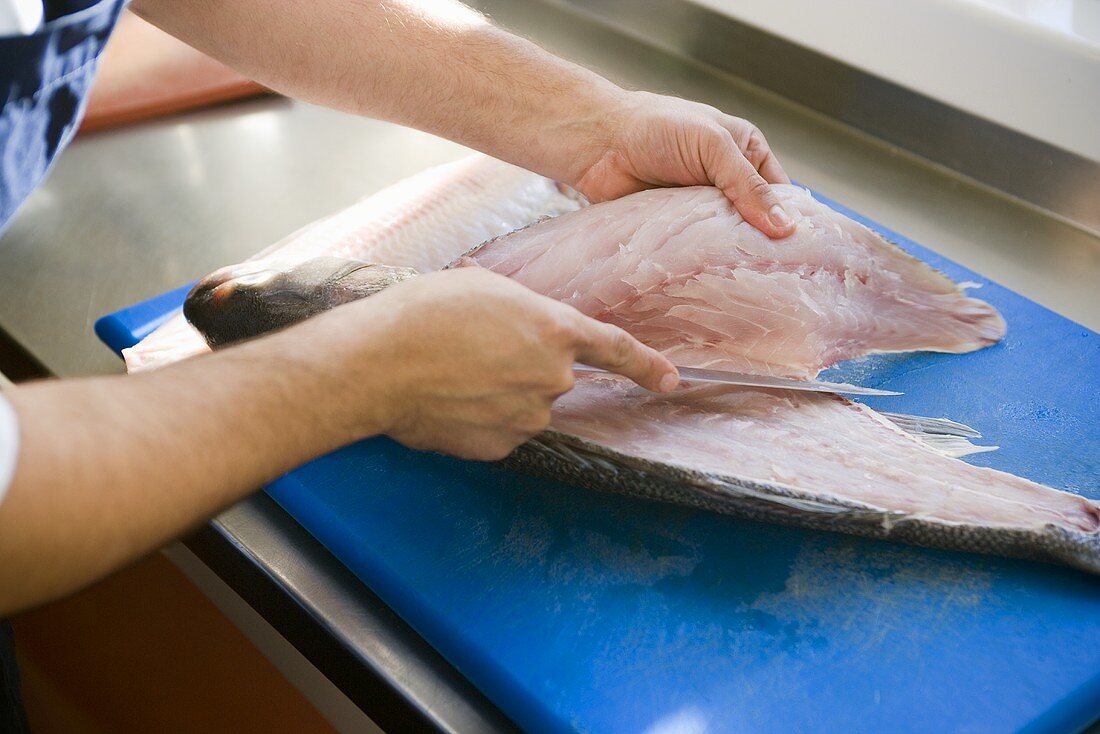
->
xmin=725 ymin=121 xmax=790 ymax=185
xmin=569 ymin=313 xmax=678 ymax=392
xmin=754 ymin=148 xmax=789 ymax=186
xmin=409 ymin=429 xmax=523 ymax=462
xmin=396 ymin=394 xmax=554 ymax=461
xmin=706 ymin=131 xmax=796 ymax=240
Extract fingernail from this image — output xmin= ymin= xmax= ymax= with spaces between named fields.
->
xmin=659 ymin=372 xmax=680 ymax=392
xmin=768 ymin=204 xmax=792 ymax=231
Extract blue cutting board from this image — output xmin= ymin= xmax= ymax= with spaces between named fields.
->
xmin=97 ymin=191 xmax=1100 ymax=734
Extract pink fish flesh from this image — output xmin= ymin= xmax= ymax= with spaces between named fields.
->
xmin=461 ymin=185 xmax=1006 ymax=378
xmin=545 ymin=377 xmax=1097 ymax=532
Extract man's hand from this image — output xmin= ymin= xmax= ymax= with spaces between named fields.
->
xmin=321 ymin=268 xmax=678 ymax=461
xmin=0 ymin=267 xmax=676 ymax=613
xmin=572 ymin=91 xmax=795 ymax=239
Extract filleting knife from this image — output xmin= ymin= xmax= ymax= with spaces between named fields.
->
xmin=572 ymin=364 xmax=901 ymax=396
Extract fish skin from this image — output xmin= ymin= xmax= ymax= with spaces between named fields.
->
xmin=124 ymin=155 xmax=585 ymax=371
xmin=459 ymin=185 xmax=1006 ymax=378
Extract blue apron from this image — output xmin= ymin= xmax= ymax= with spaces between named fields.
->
xmin=0 ymin=0 xmax=126 ymax=236
xmin=0 ymin=1 xmax=125 ymax=727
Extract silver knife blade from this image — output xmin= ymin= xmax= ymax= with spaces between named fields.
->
xmin=572 ymin=364 xmax=901 ymax=396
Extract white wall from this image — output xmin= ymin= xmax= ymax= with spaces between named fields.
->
xmin=690 ymin=0 xmax=1100 ymax=162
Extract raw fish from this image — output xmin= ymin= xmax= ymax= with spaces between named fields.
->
xmin=123 ymin=155 xmax=585 ymax=371
xmin=517 ymin=376 xmax=1098 ymax=573
xmin=460 ymin=185 xmax=1006 ymax=378
xmin=180 ymin=250 xmax=1099 ymax=573
xmin=158 ymin=164 xmax=1100 ymax=574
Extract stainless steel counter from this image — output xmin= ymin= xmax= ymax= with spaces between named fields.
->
xmin=1 ymin=0 xmax=1098 ymax=730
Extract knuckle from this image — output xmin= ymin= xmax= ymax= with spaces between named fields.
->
xmin=521 ymin=408 xmax=552 ymax=434
xmin=511 ymin=396 xmax=553 ymax=434
xmin=700 ymin=124 xmax=734 ymax=155
xmin=552 ymin=371 xmax=575 ymax=395
xmin=608 ymin=327 xmax=634 ymax=366
xmin=746 ymin=128 xmax=768 ymax=153
xmin=691 ymin=100 xmax=723 ymax=118
xmin=721 ymin=117 xmax=753 ymax=144
xmin=472 ymin=447 xmax=496 ymax=462
xmin=467 ymin=436 xmax=513 ymax=462
xmin=744 ymin=173 xmax=771 ymax=199
xmin=701 ymin=119 xmax=729 ymax=139
xmin=536 ymin=313 xmax=572 ymax=346
xmin=486 ymin=439 xmax=520 ymax=461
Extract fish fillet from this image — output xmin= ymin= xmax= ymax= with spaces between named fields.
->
xmin=551 ymin=380 xmax=1071 ymax=528
xmin=123 ymin=155 xmax=585 ymax=371
xmin=514 ymin=377 xmax=1098 ymax=573
xmin=178 ymin=251 xmax=1100 ymax=573
xmin=462 ymin=185 xmax=1006 ymax=377
xmin=139 ymin=162 xmax=1098 ymax=574
xmin=81 ymin=11 xmax=266 ymax=133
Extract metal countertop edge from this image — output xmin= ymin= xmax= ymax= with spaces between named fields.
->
xmin=191 ymin=498 xmax=520 ymax=734
xmin=0 ymin=325 xmax=519 ymax=734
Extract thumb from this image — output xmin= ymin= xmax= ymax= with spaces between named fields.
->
xmin=570 ymin=313 xmax=679 ymax=393
xmin=707 ymin=137 xmax=796 ymax=239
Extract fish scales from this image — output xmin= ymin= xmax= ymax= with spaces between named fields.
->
xmin=173 ymin=160 xmax=1100 ymax=574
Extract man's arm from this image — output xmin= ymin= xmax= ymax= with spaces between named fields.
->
xmin=0 ymin=337 xmax=366 ymax=615
xmin=0 ymin=269 xmax=676 ymax=614
xmin=130 ymin=0 xmax=796 ymax=238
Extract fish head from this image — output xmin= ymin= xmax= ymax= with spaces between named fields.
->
xmin=184 ymin=255 xmax=418 ymax=347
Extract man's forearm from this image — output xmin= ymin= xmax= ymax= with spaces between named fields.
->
xmin=132 ymin=0 xmax=624 ymax=186
xmin=132 ymin=0 xmax=798 ymax=236
xmin=0 ymin=264 xmax=675 ymax=614
xmin=0 ymin=326 xmax=383 ymax=615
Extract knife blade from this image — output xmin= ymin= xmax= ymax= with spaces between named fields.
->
xmin=572 ymin=364 xmax=901 ymax=396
